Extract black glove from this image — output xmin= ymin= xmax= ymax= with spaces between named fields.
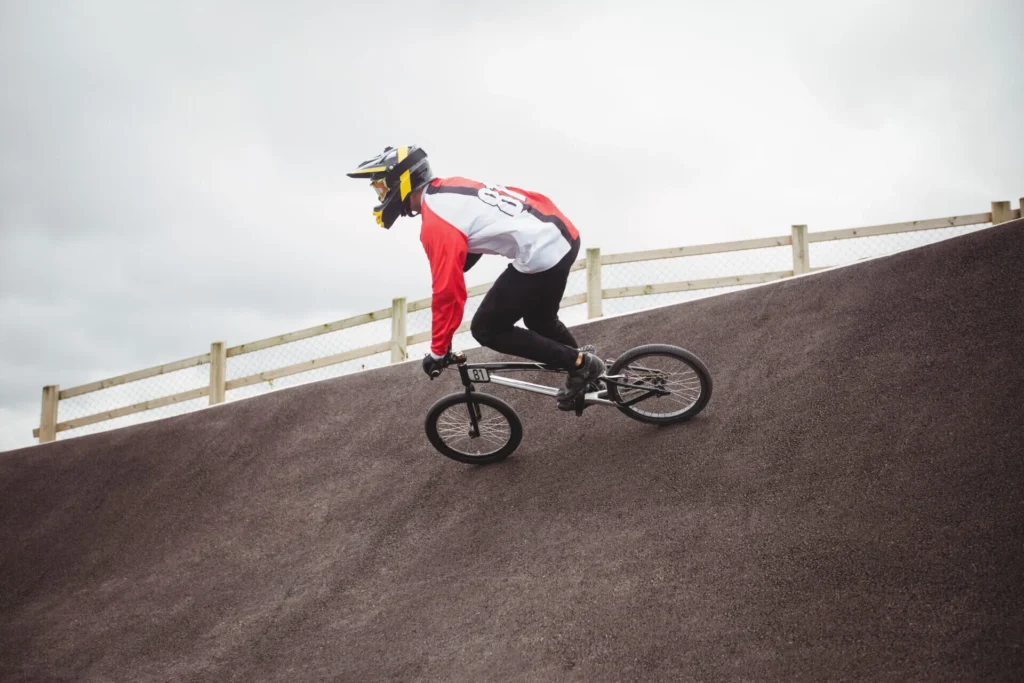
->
xmin=422 ymin=353 xmax=448 ymax=379
xmin=463 ymin=253 xmax=482 ymax=272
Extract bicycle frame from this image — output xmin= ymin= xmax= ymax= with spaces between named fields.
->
xmin=451 ymin=357 xmax=671 ymax=415
xmin=457 ymin=361 xmax=618 ymax=407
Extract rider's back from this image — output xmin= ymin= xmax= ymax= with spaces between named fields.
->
xmin=421 ymin=177 xmax=580 ymax=274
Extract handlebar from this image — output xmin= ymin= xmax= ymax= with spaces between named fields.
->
xmin=428 ymin=350 xmax=466 ymax=378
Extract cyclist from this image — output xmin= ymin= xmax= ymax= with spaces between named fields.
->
xmin=347 ymin=145 xmax=605 ymax=404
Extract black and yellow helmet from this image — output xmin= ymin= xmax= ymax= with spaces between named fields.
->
xmin=346 ymin=145 xmax=434 ymax=228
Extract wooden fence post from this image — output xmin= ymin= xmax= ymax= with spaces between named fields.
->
xmin=209 ymin=341 xmax=226 ymax=405
xmin=791 ymin=224 xmax=809 ymax=275
xmin=991 ymin=200 xmax=1012 ymax=225
xmin=586 ymin=248 xmax=602 ymax=319
xmin=391 ymin=297 xmax=407 ymax=362
xmin=39 ymin=385 xmax=59 ymax=443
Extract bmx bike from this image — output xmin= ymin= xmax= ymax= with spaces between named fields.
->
xmin=424 ymin=344 xmax=712 ymax=464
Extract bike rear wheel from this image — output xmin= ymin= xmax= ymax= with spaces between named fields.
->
xmin=424 ymin=392 xmax=523 ymax=464
xmin=605 ymin=344 xmax=712 ymax=425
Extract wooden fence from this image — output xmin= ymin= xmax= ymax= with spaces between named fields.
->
xmin=34 ymin=199 xmax=1022 ymax=443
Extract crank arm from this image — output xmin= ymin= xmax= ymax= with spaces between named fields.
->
xmin=617 ymin=390 xmax=666 ymax=407
xmin=602 ymin=378 xmax=672 ymax=396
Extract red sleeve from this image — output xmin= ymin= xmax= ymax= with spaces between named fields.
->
xmin=420 ymin=203 xmax=468 ymax=356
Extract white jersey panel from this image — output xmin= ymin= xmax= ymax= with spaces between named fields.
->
xmin=423 ymin=190 xmax=571 ymax=274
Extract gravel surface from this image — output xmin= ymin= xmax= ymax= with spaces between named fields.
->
xmin=2 ymin=220 xmax=1023 ymax=682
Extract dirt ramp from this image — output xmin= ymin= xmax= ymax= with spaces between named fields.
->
xmin=2 ymin=220 xmax=1023 ymax=682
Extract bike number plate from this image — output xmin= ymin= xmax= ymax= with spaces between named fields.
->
xmin=467 ymin=368 xmax=490 ymax=383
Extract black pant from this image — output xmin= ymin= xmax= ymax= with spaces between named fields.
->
xmin=471 ymin=238 xmax=581 ymax=370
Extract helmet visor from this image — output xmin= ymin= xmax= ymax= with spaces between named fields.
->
xmin=371 ymin=178 xmax=389 ymax=202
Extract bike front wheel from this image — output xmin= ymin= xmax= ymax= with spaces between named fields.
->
xmin=606 ymin=344 xmax=712 ymax=425
xmin=424 ymin=392 xmax=523 ymax=464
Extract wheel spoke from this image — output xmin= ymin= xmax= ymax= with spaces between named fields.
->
xmin=433 ymin=400 xmax=513 ymax=457
xmin=613 ymin=353 xmax=706 ymax=418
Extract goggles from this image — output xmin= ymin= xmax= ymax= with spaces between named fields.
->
xmin=371 ymin=178 xmax=389 ymax=202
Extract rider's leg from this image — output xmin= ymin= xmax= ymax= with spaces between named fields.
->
xmin=526 ymin=238 xmax=605 ymax=400
xmin=523 ymin=315 xmax=577 ymax=350
xmin=516 ymin=239 xmax=604 ymax=396
xmin=471 ymin=265 xmax=578 ymax=370
xmin=521 ymin=236 xmax=580 ymax=350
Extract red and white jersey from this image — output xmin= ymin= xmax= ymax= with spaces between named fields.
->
xmin=419 ymin=176 xmax=580 ymax=355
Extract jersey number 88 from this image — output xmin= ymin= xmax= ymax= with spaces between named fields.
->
xmin=477 ymin=185 xmax=527 ymax=217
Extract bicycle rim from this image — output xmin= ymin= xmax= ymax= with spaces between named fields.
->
xmin=434 ymin=401 xmax=513 ymax=457
xmin=614 ymin=353 xmax=706 ymax=419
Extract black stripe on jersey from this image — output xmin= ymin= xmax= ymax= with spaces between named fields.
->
xmin=427 ymin=184 xmax=577 ymax=245
xmin=525 ymin=205 xmax=575 ymax=245
xmin=425 ymin=184 xmax=478 ymax=197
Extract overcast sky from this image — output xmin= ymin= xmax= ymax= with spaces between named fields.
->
xmin=2 ymin=0 xmax=1022 ymax=451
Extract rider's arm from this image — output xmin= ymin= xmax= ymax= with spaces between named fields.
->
xmin=420 ymin=215 xmax=468 ymax=358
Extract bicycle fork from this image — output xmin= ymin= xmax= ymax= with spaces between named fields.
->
xmin=463 ymin=384 xmax=483 ymax=438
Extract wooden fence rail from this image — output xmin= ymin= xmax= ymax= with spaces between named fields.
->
xmin=35 ymin=199 xmax=1022 ymax=442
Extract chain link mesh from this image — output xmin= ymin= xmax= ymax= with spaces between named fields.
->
xmin=809 ymin=224 xmax=991 ymax=271
xmin=225 ymin=317 xmax=394 ymax=402
xmin=601 ymin=245 xmax=792 ymax=317
xmin=56 ymin=363 xmax=210 ymax=440
xmin=50 ymin=221 xmax=995 ymax=441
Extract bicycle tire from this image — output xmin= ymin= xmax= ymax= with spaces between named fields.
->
xmin=424 ymin=392 xmax=523 ymax=464
xmin=606 ymin=344 xmax=713 ymax=425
